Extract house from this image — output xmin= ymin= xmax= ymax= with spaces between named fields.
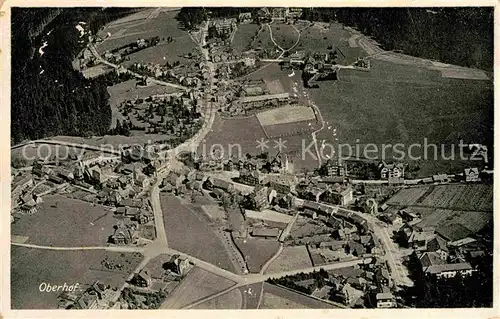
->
xmin=399 ymin=207 xmax=421 ymax=222
xmin=379 ymin=162 xmax=404 ymax=179
xmin=209 ymin=18 xmax=237 ymax=38
xmin=346 ymin=240 xmax=366 ymax=256
xmin=347 ymin=276 xmax=367 ymax=290
xmin=110 ymin=223 xmax=137 ymax=245
xmin=239 ymin=170 xmax=264 ymax=186
xmin=251 ymin=227 xmax=280 ymax=239
xmin=269 ymin=7 xmax=289 ymax=19
xmin=251 ymin=186 xmax=270 ymax=211
xmin=464 ymin=167 xmax=480 ymax=182
xmin=295 ymin=278 xmax=317 ymax=292
xmin=55 ymin=167 xmax=75 ymax=181
xmin=75 ymin=291 xmax=98 ymax=309
xmin=165 ymin=255 xmax=191 ymax=276
xmin=327 ymin=215 xmax=342 ymax=228
xmin=419 ymin=251 xmax=446 ymax=269
xmin=302 ymin=208 xmax=318 ymax=220
xmin=324 ymin=159 xmax=346 ymax=176
xmin=238 ymin=12 xmax=252 ymax=23
xmin=268 ymin=179 xmax=294 ymax=194
xmin=133 ymin=269 xmax=152 ymax=287
xmin=360 ymin=235 xmax=372 ymax=247
xmin=408 ymin=230 xmax=435 ymax=251
xmin=375 ymin=268 xmax=391 ymax=287
xmin=426 ymin=235 xmax=449 ymax=260
xmin=204 ymin=177 xmax=234 ymax=193
xmin=120 ymin=198 xmax=143 ymax=208
xmin=425 ymin=262 xmax=475 ymax=279
xmin=299 ymin=187 xmax=324 ymax=202
xmin=320 ymin=186 xmax=353 ymax=206
xmin=376 ymin=292 xmax=395 ymax=308
xmin=432 ymin=174 xmax=450 ymax=183
xmin=381 ymin=212 xmax=403 ymax=227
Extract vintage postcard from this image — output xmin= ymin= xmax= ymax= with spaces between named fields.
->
xmin=1 ymin=2 xmax=498 ymax=318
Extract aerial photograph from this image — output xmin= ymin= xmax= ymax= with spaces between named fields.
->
xmin=10 ymin=7 xmax=493 ymax=309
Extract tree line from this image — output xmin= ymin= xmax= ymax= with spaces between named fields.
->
xmin=11 ymin=8 xmax=141 ymax=145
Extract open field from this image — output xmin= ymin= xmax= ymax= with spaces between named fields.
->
xmin=107 ymin=79 xmax=180 ymax=129
xmin=385 ymin=186 xmax=432 ymax=206
xmin=234 ymin=238 xmax=280 ymax=273
xmin=161 ymin=267 xmax=235 ymax=309
xmin=418 ymin=184 xmax=493 ymax=211
xmin=262 ymin=120 xmax=317 ymax=139
xmin=270 ymin=23 xmax=299 ymax=50
xmin=312 ymin=58 xmax=493 ymax=149
xmin=265 ymin=245 xmax=312 ymax=274
xmin=386 ymin=184 xmax=493 ymax=212
xmin=12 ymin=195 xmax=117 ymax=247
xmin=260 ymin=283 xmax=337 ymax=309
xmin=199 ymin=114 xmax=269 ymax=160
xmin=256 ymin=105 xmax=316 ymax=126
xmin=11 ymin=144 xmax=90 ymax=166
xmin=191 ymin=288 xmax=243 ymax=309
xmin=296 ymin=22 xmax=366 ymax=64
xmin=415 ymin=209 xmax=492 ymax=234
xmin=11 ymin=246 xmax=143 ymax=309
xmin=143 ymin=253 xmax=172 ymax=280
xmin=254 ymin=26 xmax=280 ymax=58
xmin=97 ymin=11 xmax=189 ymax=55
xmin=231 ymin=24 xmax=260 ymax=53
xmin=160 ymin=194 xmax=235 ymax=272
xmin=264 ymin=79 xmax=286 ymax=94
xmin=239 ymin=282 xmax=264 ymax=309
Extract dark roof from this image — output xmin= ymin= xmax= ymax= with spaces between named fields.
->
xmin=210 ymin=177 xmax=232 ymax=190
xmin=436 ymin=223 xmax=473 ymax=242
xmin=426 ymin=262 xmax=473 ymax=274
xmin=427 ymin=235 xmax=449 ymax=252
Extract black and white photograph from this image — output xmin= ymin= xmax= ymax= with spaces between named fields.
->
xmin=5 ymin=5 xmax=495 ymax=312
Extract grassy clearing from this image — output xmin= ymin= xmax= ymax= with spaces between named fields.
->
xmin=160 ymin=194 xmax=235 ymax=272
xmin=107 ymin=79 xmax=179 ymax=128
xmin=11 ymin=246 xmax=142 ymax=309
xmin=234 ymin=238 xmax=280 ymax=273
xmin=270 ymin=23 xmax=299 ymax=50
xmin=261 ymin=283 xmax=336 ymax=309
xmin=199 ymin=114 xmax=268 ymax=159
xmin=97 ymin=11 xmax=188 ymax=53
xmin=161 ymin=267 xmax=235 ymax=309
xmin=239 ymin=282 xmax=264 ymax=309
xmin=191 ymin=288 xmax=243 ymax=309
xmin=232 ymin=24 xmax=260 ymax=53
xmin=12 ymin=195 xmax=117 ymax=247
xmin=264 ymin=246 xmax=312 ymax=274
xmin=311 ymin=58 xmax=493 ymax=176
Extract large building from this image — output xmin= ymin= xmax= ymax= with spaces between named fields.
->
xmin=235 ymin=93 xmax=291 ymax=110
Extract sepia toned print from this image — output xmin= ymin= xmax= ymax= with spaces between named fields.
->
xmin=10 ymin=6 xmax=493 ymax=310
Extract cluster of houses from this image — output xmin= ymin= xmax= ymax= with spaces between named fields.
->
xmin=117 ymin=90 xmax=203 ymax=136
xmin=281 ymin=257 xmax=395 ymax=308
xmin=131 ymin=255 xmax=193 ymax=294
xmin=58 ymin=281 xmax=120 ymax=309
xmin=384 ymin=206 xmax=486 ymax=280
xmin=130 ymin=62 xmax=202 ymax=88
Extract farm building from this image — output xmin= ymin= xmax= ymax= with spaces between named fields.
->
xmin=251 ymin=227 xmax=281 ymax=239
xmin=236 ymin=93 xmax=291 ymax=110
